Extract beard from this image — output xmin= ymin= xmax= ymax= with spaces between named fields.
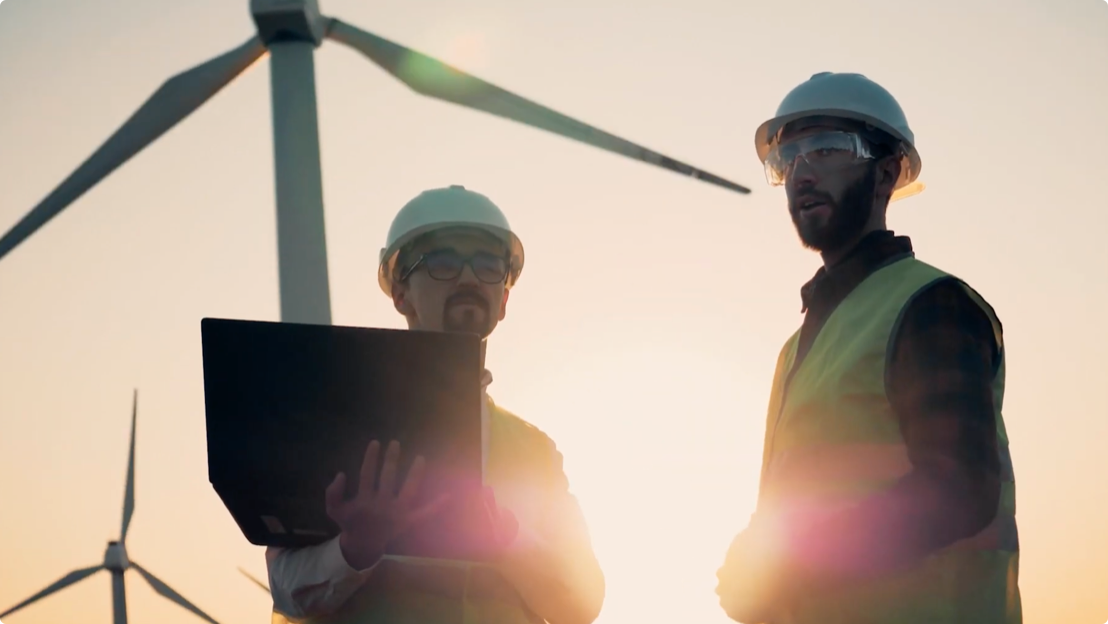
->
xmin=442 ymin=291 xmax=492 ymax=338
xmin=790 ymin=165 xmax=877 ymax=253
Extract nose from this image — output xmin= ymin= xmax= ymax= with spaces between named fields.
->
xmin=456 ymin=261 xmax=480 ymax=285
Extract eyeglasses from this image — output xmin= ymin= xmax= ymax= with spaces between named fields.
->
xmin=764 ymin=130 xmax=877 ymax=186
xmin=398 ymin=249 xmax=511 ymax=284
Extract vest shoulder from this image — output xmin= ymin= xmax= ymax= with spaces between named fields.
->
xmin=489 ymin=400 xmax=555 ymax=445
xmin=776 ymin=330 xmax=801 ymax=364
xmin=883 ymin=255 xmax=950 ymax=281
xmin=892 ymin=257 xmax=1005 ymax=346
xmin=896 ymin=258 xmax=1001 ymax=316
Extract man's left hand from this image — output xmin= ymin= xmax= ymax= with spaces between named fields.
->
xmin=715 ymin=518 xmax=792 ymax=623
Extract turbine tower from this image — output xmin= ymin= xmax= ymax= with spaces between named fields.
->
xmin=0 ymin=391 xmax=222 ymax=624
xmin=0 ymin=0 xmax=751 ymax=327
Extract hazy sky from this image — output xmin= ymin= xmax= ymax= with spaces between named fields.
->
xmin=1 ymin=0 xmax=1106 ymax=623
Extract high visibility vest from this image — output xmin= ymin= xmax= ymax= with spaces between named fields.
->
xmin=274 ymin=398 xmax=560 ymax=624
xmin=756 ymin=255 xmax=1021 ymax=624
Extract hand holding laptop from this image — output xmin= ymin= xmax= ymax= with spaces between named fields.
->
xmin=202 ymin=319 xmax=487 ymax=555
xmin=325 ymin=439 xmax=452 ymax=570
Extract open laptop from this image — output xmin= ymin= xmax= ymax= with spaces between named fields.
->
xmin=200 ymin=317 xmax=490 ymax=558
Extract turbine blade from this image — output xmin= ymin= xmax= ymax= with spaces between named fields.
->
xmin=238 ymin=567 xmax=270 ymax=593
xmin=0 ymin=565 xmax=103 ymax=618
xmin=324 ymin=19 xmax=750 ymax=195
xmin=132 ymin=563 xmax=220 ymax=624
xmin=0 ymin=35 xmax=267 ymax=263
xmin=121 ymin=389 xmax=137 ymax=542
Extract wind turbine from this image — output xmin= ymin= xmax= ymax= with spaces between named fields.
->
xmin=0 ymin=391 xmax=222 ymax=624
xmin=0 ymin=0 xmax=751 ymax=327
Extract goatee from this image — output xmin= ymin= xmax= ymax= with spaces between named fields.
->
xmin=443 ymin=291 xmax=492 ymax=338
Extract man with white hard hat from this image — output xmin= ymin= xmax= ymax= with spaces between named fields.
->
xmin=714 ymin=72 xmax=1020 ymax=623
xmin=265 ymin=185 xmax=606 ymax=624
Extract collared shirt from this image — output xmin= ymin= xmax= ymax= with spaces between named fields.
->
xmin=480 ymin=369 xmax=492 ymax=477
xmin=788 ymin=230 xmax=1004 ymax=573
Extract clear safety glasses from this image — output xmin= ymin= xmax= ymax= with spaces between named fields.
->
xmin=763 ymin=130 xmax=877 ymax=186
xmin=399 ymin=249 xmax=511 ymax=284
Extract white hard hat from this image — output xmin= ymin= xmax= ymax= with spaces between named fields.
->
xmin=754 ymin=72 xmax=924 ymax=202
xmin=377 ymin=185 xmax=525 ymax=297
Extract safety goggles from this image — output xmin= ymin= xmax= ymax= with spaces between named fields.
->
xmin=763 ymin=130 xmax=877 ymax=186
xmin=399 ymin=249 xmax=511 ymax=284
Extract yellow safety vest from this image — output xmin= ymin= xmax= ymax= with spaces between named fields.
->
xmin=756 ymin=255 xmax=1021 ymax=624
xmin=274 ymin=398 xmax=566 ymax=624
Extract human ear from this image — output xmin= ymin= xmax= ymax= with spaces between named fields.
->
xmin=392 ymin=286 xmax=413 ymax=316
xmin=874 ymin=156 xmax=901 ymax=197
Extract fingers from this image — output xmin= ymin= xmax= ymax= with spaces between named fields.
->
xmin=324 ymin=472 xmax=346 ymax=521
xmin=358 ymin=440 xmax=381 ymax=500
xmin=396 ymin=455 xmax=427 ymax=508
xmin=376 ymin=440 xmax=401 ymax=500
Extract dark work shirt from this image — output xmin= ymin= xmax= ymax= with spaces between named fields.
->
xmin=786 ymin=230 xmax=1004 ymax=579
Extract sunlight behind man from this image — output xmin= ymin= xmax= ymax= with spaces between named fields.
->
xmin=517 ymin=345 xmax=767 ymax=623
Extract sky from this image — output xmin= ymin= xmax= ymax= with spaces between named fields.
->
xmin=0 ymin=0 xmax=1106 ymax=622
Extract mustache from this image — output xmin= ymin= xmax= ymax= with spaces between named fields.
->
xmin=789 ymin=190 xmax=835 ymax=212
xmin=445 ymin=291 xmax=489 ymax=310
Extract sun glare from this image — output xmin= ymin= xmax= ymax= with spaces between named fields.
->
xmin=519 ymin=345 xmax=767 ymax=623
xmin=443 ymin=31 xmax=489 ymax=72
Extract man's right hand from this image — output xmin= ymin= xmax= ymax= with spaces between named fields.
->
xmin=324 ymin=439 xmax=451 ymax=570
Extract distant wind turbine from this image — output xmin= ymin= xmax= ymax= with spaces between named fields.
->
xmin=0 ymin=0 xmax=751 ymax=327
xmin=0 ymin=390 xmax=222 ymax=624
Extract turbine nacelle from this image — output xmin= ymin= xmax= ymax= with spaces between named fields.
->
xmin=250 ymin=0 xmax=326 ymax=45
xmin=104 ymin=541 xmax=130 ymax=572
